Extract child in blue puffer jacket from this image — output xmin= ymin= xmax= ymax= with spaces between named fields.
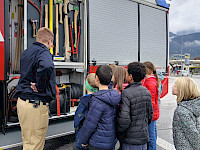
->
xmin=74 ymin=73 xmax=98 ymax=150
xmin=80 ymin=65 xmax=121 ymax=150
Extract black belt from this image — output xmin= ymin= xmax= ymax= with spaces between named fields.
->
xmin=20 ymin=98 xmax=48 ymax=105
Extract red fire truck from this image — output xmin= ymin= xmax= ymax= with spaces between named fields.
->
xmin=0 ymin=0 xmax=169 ymax=148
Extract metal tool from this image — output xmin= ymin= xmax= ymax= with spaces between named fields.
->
xmin=64 ymin=0 xmax=70 ymax=61
xmin=30 ymin=19 xmax=38 ymax=37
xmin=45 ymin=4 xmax=48 ymax=28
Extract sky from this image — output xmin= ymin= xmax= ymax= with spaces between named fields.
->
xmin=168 ymin=0 xmax=200 ymax=34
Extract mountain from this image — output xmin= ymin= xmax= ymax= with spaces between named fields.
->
xmin=169 ymin=32 xmax=177 ymax=38
xmin=176 ymin=29 xmax=198 ymax=36
xmin=169 ymin=32 xmax=200 ymax=59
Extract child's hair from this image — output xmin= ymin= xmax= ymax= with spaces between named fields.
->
xmin=127 ymin=62 xmax=146 ymax=82
xmin=143 ymin=61 xmax=160 ymax=87
xmin=86 ymin=73 xmax=97 ymax=88
xmin=96 ymin=65 xmax=112 ymax=85
xmin=175 ymin=77 xmax=199 ymax=103
xmin=36 ymin=27 xmax=54 ymax=43
xmin=113 ymin=66 xmax=126 ymax=92
xmin=109 ymin=64 xmax=117 ymax=73
xmin=86 ymin=73 xmax=98 ymax=93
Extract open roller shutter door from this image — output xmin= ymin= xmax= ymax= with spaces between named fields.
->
xmin=140 ymin=4 xmax=167 ymax=72
xmin=88 ymin=0 xmax=138 ymax=65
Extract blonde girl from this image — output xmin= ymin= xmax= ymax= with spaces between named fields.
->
xmin=172 ymin=77 xmax=200 ymax=150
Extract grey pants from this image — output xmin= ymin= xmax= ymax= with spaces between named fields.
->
xmin=121 ymin=143 xmax=147 ymax=150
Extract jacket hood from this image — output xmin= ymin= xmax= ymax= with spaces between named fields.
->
xmin=80 ymin=94 xmax=92 ymax=106
xmin=93 ymin=89 xmax=120 ymax=106
xmin=178 ymin=97 xmax=200 ymax=117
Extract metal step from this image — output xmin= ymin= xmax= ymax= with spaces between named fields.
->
xmin=0 ymin=117 xmax=75 ymax=149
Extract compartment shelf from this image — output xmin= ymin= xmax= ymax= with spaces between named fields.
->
xmin=53 ymin=62 xmax=84 ymax=69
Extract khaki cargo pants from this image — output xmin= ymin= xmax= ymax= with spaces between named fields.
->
xmin=17 ymin=98 xmax=49 ymax=150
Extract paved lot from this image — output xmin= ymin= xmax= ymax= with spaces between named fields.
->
xmin=157 ymin=77 xmax=177 ymax=150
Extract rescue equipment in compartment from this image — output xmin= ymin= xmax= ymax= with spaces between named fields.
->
xmin=7 ymin=81 xmax=83 ymax=123
xmin=7 ymin=77 xmax=20 ymax=123
xmin=64 ymin=0 xmax=70 ymax=61
xmin=49 ymin=83 xmax=70 ymax=114
xmin=70 ymin=83 xmax=83 ymax=99
xmin=13 ymin=0 xmax=23 ymax=73
xmin=7 ymin=81 xmax=70 ymax=123
xmin=68 ymin=1 xmax=81 ymax=62
xmin=27 ymin=0 xmax=44 ymax=29
xmin=69 ymin=20 xmax=81 ymax=62
xmin=30 ymin=19 xmax=38 ymax=37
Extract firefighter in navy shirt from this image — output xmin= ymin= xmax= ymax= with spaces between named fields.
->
xmin=15 ymin=27 xmax=56 ymax=150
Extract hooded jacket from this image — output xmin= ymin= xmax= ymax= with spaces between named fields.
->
xmin=79 ymin=89 xmax=120 ymax=149
xmin=173 ymin=98 xmax=200 ymax=150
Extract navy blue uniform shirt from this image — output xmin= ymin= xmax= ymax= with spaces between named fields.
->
xmin=15 ymin=42 xmax=56 ymax=102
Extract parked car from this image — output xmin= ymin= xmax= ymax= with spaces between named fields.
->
xmin=178 ymin=70 xmax=192 ymax=77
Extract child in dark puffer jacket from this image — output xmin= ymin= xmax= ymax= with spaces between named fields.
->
xmin=117 ymin=62 xmax=153 ymax=150
xmin=74 ymin=73 xmax=98 ymax=150
xmin=79 ymin=65 xmax=121 ymax=150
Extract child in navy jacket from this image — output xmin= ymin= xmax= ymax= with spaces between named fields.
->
xmin=80 ymin=65 xmax=121 ymax=150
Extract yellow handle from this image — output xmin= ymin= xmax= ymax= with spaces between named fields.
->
xmin=56 ymin=4 xmax=59 ymax=56
xmin=49 ymin=0 xmax=53 ymax=54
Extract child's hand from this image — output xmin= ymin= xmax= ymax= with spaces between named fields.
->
xmin=82 ymin=144 xmax=88 ymax=147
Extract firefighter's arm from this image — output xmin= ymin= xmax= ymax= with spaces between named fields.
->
xmin=35 ymin=51 xmax=54 ymax=93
